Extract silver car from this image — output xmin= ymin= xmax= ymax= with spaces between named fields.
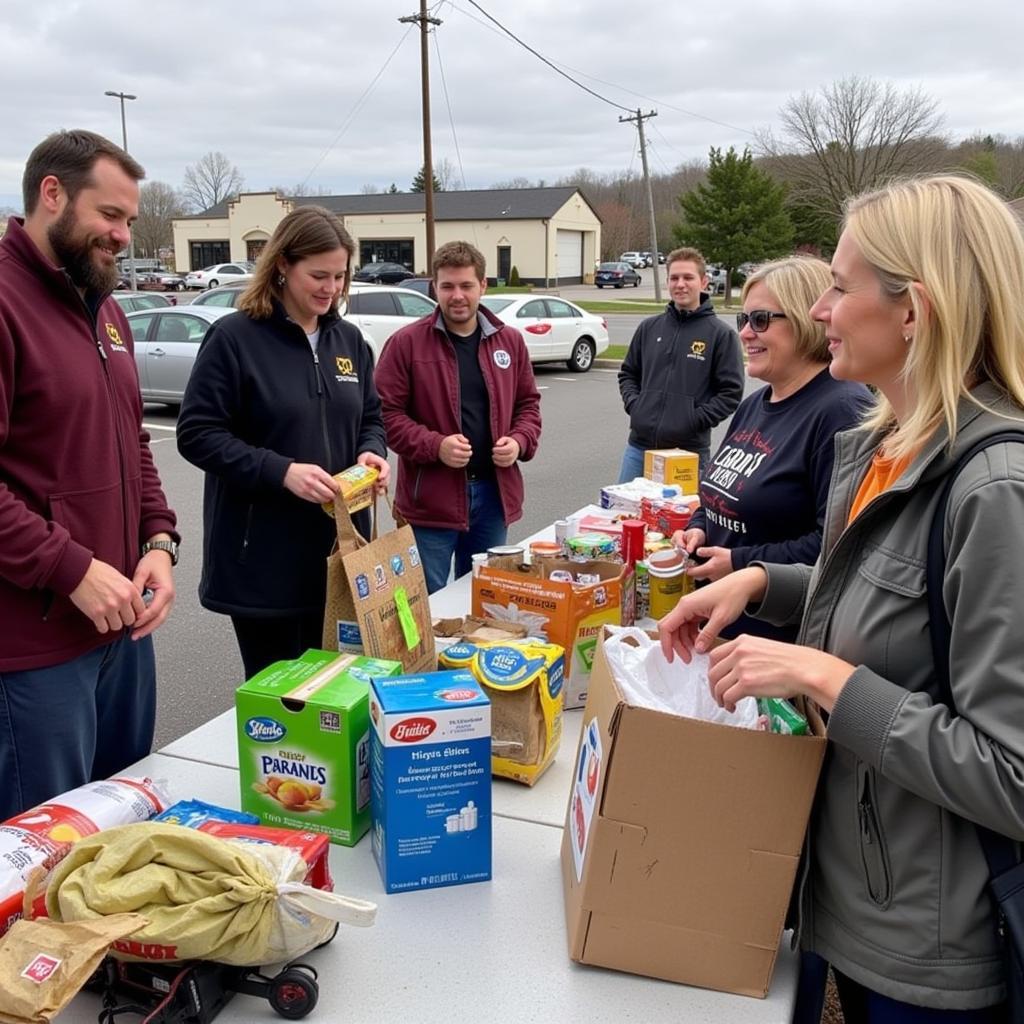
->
xmin=126 ymin=305 xmax=234 ymax=405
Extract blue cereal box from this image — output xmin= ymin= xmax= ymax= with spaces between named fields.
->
xmin=370 ymin=670 xmax=492 ymax=894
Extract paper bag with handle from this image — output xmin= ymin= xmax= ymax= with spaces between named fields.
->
xmin=321 ymin=492 xmax=435 ymax=673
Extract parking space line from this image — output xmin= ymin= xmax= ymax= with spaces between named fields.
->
xmin=143 ymin=422 xmax=177 ymax=432
xmin=552 ymin=377 xmax=577 ymax=383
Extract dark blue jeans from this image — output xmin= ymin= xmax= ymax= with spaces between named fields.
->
xmin=412 ymin=478 xmax=508 ymax=594
xmin=0 ymin=633 xmax=156 ymax=818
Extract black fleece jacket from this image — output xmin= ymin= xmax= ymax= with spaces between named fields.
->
xmin=176 ymin=303 xmax=386 ymax=616
xmin=617 ymin=297 xmax=744 ymax=453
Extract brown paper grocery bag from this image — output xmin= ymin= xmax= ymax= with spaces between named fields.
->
xmin=322 ymin=494 xmax=435 ymax=674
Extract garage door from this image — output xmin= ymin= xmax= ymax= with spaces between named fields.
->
xmin=556 ymin=230 xmax=583 ymax=282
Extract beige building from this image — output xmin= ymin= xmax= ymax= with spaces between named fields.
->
xmin=172 ymin=186 xmax=602 ymax=285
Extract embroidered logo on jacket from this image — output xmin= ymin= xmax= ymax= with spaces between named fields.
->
xmin=493 ymin=349 xmax=511 ymax=369
xmin=687 ymin=340 xmax=707 ymax=361
xmin=105 ymin=323 xmax=128 ymax=352
xmin=335 ymin=356 xmax=358 ymax=383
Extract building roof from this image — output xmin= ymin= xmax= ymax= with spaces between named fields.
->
xmin=181 ymin=186 xmax=599 ymax=223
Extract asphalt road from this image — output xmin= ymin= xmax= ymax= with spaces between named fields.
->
xmin=144 ymin=317 xmax=751 ymax=747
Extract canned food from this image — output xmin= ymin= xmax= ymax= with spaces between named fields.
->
xmin=529 ymin=541 xmax=562 ymax=561
xmin=565 ymin=532 xmax=616 ymax=560
xmin=646 ymin=547 xmax=693 ymax=619
xmin=487 ymin=545 xmax=524 ymax=570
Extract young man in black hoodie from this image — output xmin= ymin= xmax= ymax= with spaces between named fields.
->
xmin=617 ymin=247 xmax=744 ymax=483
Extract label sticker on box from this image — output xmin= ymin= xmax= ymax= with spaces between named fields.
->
xmin=571 ymin=717 xmax=602 ymax=882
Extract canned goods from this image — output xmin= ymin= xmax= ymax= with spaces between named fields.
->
xmin=620 ymin=519 xmax=646 ymax=567
xmin=487 ymin=545 xmax=524 ymax=570
xmin=529 ymin=541 xmax=562 ymax=561
xmin=565 ymin=533 xmax=616 ymax=560
xmin=554 ymin=519 xmax=569 ymax=548
xmin=646 ymin=547 xmax=693 ymax=619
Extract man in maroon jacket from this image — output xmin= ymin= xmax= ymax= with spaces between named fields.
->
xmin=0 ymin=130 xmax=179 ymax=818
xmin=375 ymin=241 xmax=541 ymax=593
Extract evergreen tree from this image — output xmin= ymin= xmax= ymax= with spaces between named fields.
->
xmin=387 ymin=183 xmax=401 ymax=194
xmin=410 ymin=165 xmax=443 ymax=193
xmin=675 ymin=147 xmax=793 ymax=302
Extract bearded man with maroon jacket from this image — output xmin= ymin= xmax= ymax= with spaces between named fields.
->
xmin=0 ymin=131 xmax=179 ymax=819
xmin=375 ymin=241 xmax=541 ymax=593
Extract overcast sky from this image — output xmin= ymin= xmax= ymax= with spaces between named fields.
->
xmin=2 ymin=0 xmax=1022 ymax=210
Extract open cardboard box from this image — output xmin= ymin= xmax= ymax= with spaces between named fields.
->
xmin=560 ymin=627 xmax=826 ymax=998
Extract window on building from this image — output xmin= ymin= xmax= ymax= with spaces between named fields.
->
xmin=359 ymin=239 xmax=414 ymax=269
xmin=246 ymin=240 xmax=267 ymax=263
xmin=189 ymin=241 xmax=230 ymax=271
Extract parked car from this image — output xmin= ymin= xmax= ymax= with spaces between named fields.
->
xmin=352 ymin=262 xmax=414 ymax=285
xmin=399 ymin=277 xmax=437 ymax=301
xmin=138 ymin=270 xmax=187 ymax=292
xmin=595 ymin=262 xmax=641 ymax=289
xmin=343 ymin=283 xmax=436 ymax=355
xmin=184 ymin=262 xmax=255 ymax=290
xmin=191 ymin=281 xmax=433 ymax=362
xmin=111 ymin=291 xmax=176 ymax=314
xmin=480 ymin=295 xmax=609 ymax=372
xmin=125 ymin=306 xmax=234 ymax=405
xmin=705 ymin=266 xmax=727 ymax=294
xmin=619 ymin=251 xmax=647 ymax=269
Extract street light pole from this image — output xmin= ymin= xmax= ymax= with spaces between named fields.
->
xmin=104 ymin=89 xmax=137 ymax=290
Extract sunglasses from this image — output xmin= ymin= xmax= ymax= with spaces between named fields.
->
xmin=736 ymin=310 xmax=787 ymax=333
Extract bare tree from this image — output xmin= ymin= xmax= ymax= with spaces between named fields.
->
xmin=435 ymin=157 xmax=464 ymax=191
xmin=133 ymin=182 xmax=185 ymax=260
xmin=181 ymin=152 xmax=244 ymax=212
xmin=360 ymin=183 xmax=381 ymax=194
xmin=760 ymin=77 xmax=946 ymax=220
xmin=268 ymin=183 xmax=335 ymax=197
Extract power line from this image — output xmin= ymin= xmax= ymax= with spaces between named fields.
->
xmin=299 ymin=27 xmax=414 ymax=190
xmin=460 ymin=0 xmax=633 ymax=113
xmin=431 ymin=26 xmax=467 ymax=190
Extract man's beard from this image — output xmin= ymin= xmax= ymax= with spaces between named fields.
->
xmin=47 ymin=205 xmax=120 ymax=294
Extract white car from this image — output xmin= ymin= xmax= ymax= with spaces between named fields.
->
xmin=191 ymin=281 xmax=436 ymax=363
xmin=184 ymin=262 xmax=255 ymax=290
xmin=342 ymin=283 xmax=436 ymax=357
xmin=480 ymin=295 xmax=609 ymax=372
xmin=619 ymin=251 xmax=647 ymax=269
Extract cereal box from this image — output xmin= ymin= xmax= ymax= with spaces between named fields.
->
xmin=237 ymin=649 xmax=402 ymax=846
xmin=370 ymin=671 xmax=491 ymax=894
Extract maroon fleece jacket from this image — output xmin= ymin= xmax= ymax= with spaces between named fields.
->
xmin=0 ymin=218 xmax=178 ymax=671
xmin=374 ymin=306 xmax=542 ymax=530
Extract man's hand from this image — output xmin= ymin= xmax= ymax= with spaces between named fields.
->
xmin=492 ymin=436 xmax=520 ymax=468
xmin=130 ymin=545 xmax=176 ymax=640
xmin=70 ymin=558 xmax=148 ymax=634
xmin=284 ymin=462 xmax=340 ymax=503
xmin=439 ymin=434 xmax=473 ymax=468
xmin=673 ymin=527 xmax=705 ymax=554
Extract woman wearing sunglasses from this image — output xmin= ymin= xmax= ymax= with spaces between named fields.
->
xmin=675 ymin=256 xmax=872 ymax=643
xmin=660 ymin=175 xmax=1024 ymax=1020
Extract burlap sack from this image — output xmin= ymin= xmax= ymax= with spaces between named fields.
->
xmin=322 ymin=494 xmax=435 ymax=673
xmin=46 ymin=823 xmax=375 ymax=967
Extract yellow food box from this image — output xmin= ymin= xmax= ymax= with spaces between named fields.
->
xmin=439 ymin=639 xmax=564 ymax=786
xmin=643 ymin=448 xmax=700 ymax=491
xmin=322 ymin=463 xmax=379 ymax=516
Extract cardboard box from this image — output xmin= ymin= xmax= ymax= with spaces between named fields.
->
xmin=561 ymin=630 xmax=826 ymax=997
xmin=237 ymin=649 xmax=402 ymax=846
xmin=370 ymin=670 xmax=492 ymax=894
xmin=643 ymin=448 xmax=700 ymax=491
xmin=471 ymin=560 xmax=634 ymax=710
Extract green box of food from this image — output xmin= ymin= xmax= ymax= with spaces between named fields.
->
xmin=237 ymin=649 xmax=402 ymax=846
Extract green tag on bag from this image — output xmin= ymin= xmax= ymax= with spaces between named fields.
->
xmin=394 ymin=587 xmax=420 ymax=650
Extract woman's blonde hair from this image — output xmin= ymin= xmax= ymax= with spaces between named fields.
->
xmin=741 ymin=256 xmax=833 ymax=362
xmin=843 ymin=174 xmax=1024 ymax=457
xmin=238 ymin=206 xmax=355 ymax=320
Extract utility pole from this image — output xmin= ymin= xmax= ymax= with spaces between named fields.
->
xmin=399 ymin=1 xmax=442 ymax=270
xmin=619 ymin=109 xmax=661 ymax=304
xmin=104 ymin=89 xmax=138 ymax=291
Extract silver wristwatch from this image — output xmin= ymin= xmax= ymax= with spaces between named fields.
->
xmin=141 ymin=539 xmax=179 ymax=566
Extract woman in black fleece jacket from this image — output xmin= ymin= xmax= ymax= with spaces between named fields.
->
xmin=177 ymin=207 xmax=388 ymax=678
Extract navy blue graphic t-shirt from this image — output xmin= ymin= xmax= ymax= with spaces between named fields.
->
xmin=689 ymin=368 xmax=873 ymax=641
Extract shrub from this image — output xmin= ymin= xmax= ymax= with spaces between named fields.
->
xmin=509 ymin=265 xmax=521 ymax=286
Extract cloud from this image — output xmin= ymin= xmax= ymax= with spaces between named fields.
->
xmin=1 ymin=0 xmax=1022 ymax=201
